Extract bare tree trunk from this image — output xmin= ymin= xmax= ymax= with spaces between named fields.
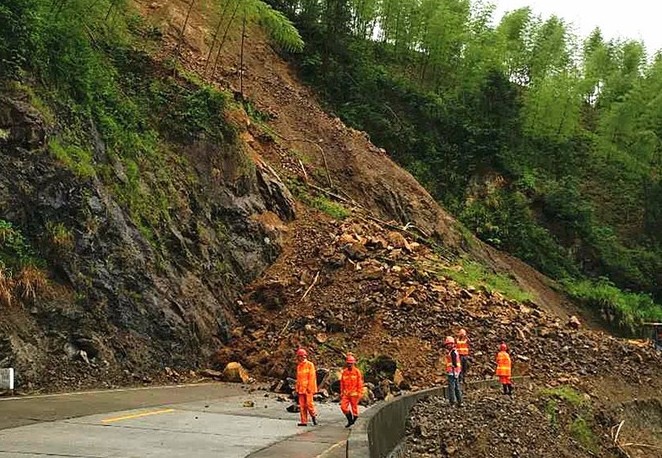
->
xmin=210 ymin=0 xmax=241 ymax=78
xmin=175 ymin=0 xmax=196 ymax=60
xmin=105 ymin=0 xmax=116 ymax=21
xmin=204 ymin=0 xmax=234 ymax=75
xmin=239 ymin=11 xmax=246 ymax=99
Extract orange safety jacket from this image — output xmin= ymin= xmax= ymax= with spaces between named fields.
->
xmin=340 ymin=366 xmax=364 ymax=397
xmin=445 ymin=349 xmax=462 ymax=375
xmin=296 ymin=360 xmax=318 ymax=394
xmin=496 ymin=351 xmax=512 ymax=377
xmin=456 ymin=338 xmax=470 ymax=356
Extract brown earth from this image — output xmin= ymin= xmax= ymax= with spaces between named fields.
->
xmin=402 ymin=386 xmax=614 ymax=458
xmin=135 ymin=0 xmax=590 ymax=325
xmin=3 ymin=1 xmax=661 ymax=455
xmin=131 ymin=4 xmax=662 ymax=454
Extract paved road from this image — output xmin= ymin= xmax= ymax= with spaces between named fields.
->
xmin=0 ymin=383 xmax=349 ymax=457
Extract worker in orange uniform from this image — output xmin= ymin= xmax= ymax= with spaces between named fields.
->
xmin=496 ymin=342 xmax=513 ymax=396
xmin=456 ymin=329 xmax=470 ymax=384
xmin=295 ymin=348 xmax=318 ymax=426
xmin=340 ymin=354 xmax=363 ymax=428
xmin=444 ymin=336 xmax=463 ymax=406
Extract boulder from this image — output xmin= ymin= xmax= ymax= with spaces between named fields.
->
xmin=319 ymin=368 xmax=343 ymax=394
xmin=387 ymin=231 xmax=410 ymax=250
xmin=359 ymin=386 xmax=375 ymax=406
xmin=567 ymin=316 xmax=581 ymax=330
xmin=222 ymin=362 xmax=251 ymax=383
xmin=199 ymin=368 xmax=223 ymax=379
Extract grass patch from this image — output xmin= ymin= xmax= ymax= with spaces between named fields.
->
xmin=0 ymin=220 xmax=49 ymax=306
xmin=289 ymin=180 xmax=351 ymax=220
xmin=0 ymin=219 xmax=42 ymax=271
xmin=49 ymin=139 xmax=96 ymax=178
xmin=569 ymin=416 xmax=598 ymax=451
xmin=540 ymin=386 xmax=587 ymax=407
xmin=309 ymin=196 xmax=350 ymax=220
xmin=46 ymin=221 xmax=75 ymax=251
xmin=438 ymin=258 xmax=532 ymax=303
xmin=541 ymin=386 xmax=598 ymax=452
xmin=564 ymin=278 xmax=662 ymax=334
xmin=544 ymin=398 xmax=558 ymax=427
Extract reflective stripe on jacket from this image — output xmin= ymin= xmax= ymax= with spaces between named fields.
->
xmin=496 ymin=351 xmax=512 ymax=377
xmin=340 ymin=366 xmax=364 ymax=397
xmin=296 ymin=360 xmax=318 ymax=394
xmin=445 ymin=349 xmax=462 ymax=375
xmin=456 ymin=338 xmax=469 ymax=356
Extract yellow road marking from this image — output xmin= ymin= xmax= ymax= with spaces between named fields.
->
xmin=101 ymin=408 xmax=176 ymax=423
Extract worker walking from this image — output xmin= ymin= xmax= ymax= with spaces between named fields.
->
xmin=456 ymin=329 xmax=470 ymax=383
xmin=340 ymin=354 xmax=363 ymax=428
xmin=295 ymin=348 xmax=318 ymax=426
xmin=444 ymin=336 xmax=463 ymax=406
xmin=496 ymin=342 xmax=513 ymax=396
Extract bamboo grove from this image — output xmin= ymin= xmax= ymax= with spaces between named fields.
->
xmin=2 ymin=0 xmax=662 ymax=328
xmin=265 ymin=0 xmax=662 ymax=327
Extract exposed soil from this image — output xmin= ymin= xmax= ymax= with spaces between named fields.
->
xmin=402 ymin=387 xmax=618 ymax=458
xmin=2 ymin=1 xmax=661 ymax=453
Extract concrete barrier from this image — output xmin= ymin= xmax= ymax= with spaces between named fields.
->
xmin=0 ymin=368 xmax=14 ymax=391
xmin=346 ymin=376 xmax=530 ymax=458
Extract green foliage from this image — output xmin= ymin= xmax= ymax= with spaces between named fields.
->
xmin=544 ymin=398 xmax=558 ymax=427
xmin=569 ymin=416 xmax=598 ymax=452
xmin=564 ymin=278 xmax=662 ymax=333
xmin=437 ymin=259 xmax=532 ymax=303
xmin=540 ymin=386 xmax=598 ymax=452
xmin=0 ymin=0 xmax=244 ymax=245
xmin=0 ymin=0 xmax=38 ymax=80
xmin=288 ymin=178 xmax=350 ymax=219
xmin=45 ymin=221 xmax=75 ymax=251
xmin=0 ymin=219 xmax=42 ymax=272
xmin=309 ymin=196 xmax=350 ymax=220
xmin=250 ymin=0 xmax=304 ymax=52
xmin=49 ymin=139 xmax=96 ymax=178
xmin=272 ymin=0 xmax=662 ymax=332
xmin=540 ymin=386 xmax=587 ymax=407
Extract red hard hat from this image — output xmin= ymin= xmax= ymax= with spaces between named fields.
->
xmin=346 ymin=354 xmax=357 ymax=364
xmin=445 ymin=336 xmax=455 ymax=345
xmin=458 ymin=329 xmax=467 ymax=337
xmin=296 ymin=348 xmax=308 ymax=357
xmin=500 ymin=343 xmax=508 ymax=351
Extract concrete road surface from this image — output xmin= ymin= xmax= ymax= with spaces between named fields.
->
xmin=0 ymin=383 xmax=349 ymax=457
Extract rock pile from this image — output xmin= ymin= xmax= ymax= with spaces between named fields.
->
xmin=402 ymin=388 xmax=614 ymax=458
xmin=224 ymin=214 xmax=662 ymax=390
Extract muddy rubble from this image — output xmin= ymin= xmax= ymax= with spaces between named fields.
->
xmin=223 ymin=215 xmax=662 ymax=391
xmin=401 ymin=387 xmax=618 ymax=458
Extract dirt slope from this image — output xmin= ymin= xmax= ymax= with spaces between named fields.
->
xmin=136 ymin=0 xmax=587 ymax=323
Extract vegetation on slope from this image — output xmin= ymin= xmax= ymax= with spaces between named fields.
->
xmin=0 ymin=0 xmax=303 ymax=272
xmin=266 ymin=0 xmax=662 ymax=331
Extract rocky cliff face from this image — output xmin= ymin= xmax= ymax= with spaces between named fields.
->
xmin=0 ymin=94 xmax=294 ymax=391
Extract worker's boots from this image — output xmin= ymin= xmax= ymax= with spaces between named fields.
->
xmin=345 ymin=412 xmax=354 ymax=428
xmin=311 ymin=415 xmax=317 ymax=426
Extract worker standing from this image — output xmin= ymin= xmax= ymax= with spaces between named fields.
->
xmin=295 ymin=348 xmax=318 ymax=426
xmin=456 ymin=329 xmax=470 ymax=383
xmin=444 ymin=336 xmax=463 ymax=407
xmin=496 ymin=342 xmax=513 ymax=396
xmin=340 ymin=354 xmax=363 ymax=428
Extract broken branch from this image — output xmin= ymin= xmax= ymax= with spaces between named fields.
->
xmin=300 ymin=271 xmax=320 ymax=302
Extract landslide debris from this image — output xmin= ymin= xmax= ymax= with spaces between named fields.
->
xmin=221 ymin=208 xmax=662 ymax=392
xmin=402 ymin=387 xmax=617 ymax=458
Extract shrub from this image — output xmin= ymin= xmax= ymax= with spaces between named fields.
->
xmin=563 ymin=278 xmax=662 ymax=334
xmin=16 ymin=264 xmax=48 ymax=300
xmin=0 ymin=263 xmax=14 ymax=307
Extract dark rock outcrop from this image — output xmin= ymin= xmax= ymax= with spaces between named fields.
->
xmin=0 ymin=95 xmax=295 ymax=391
